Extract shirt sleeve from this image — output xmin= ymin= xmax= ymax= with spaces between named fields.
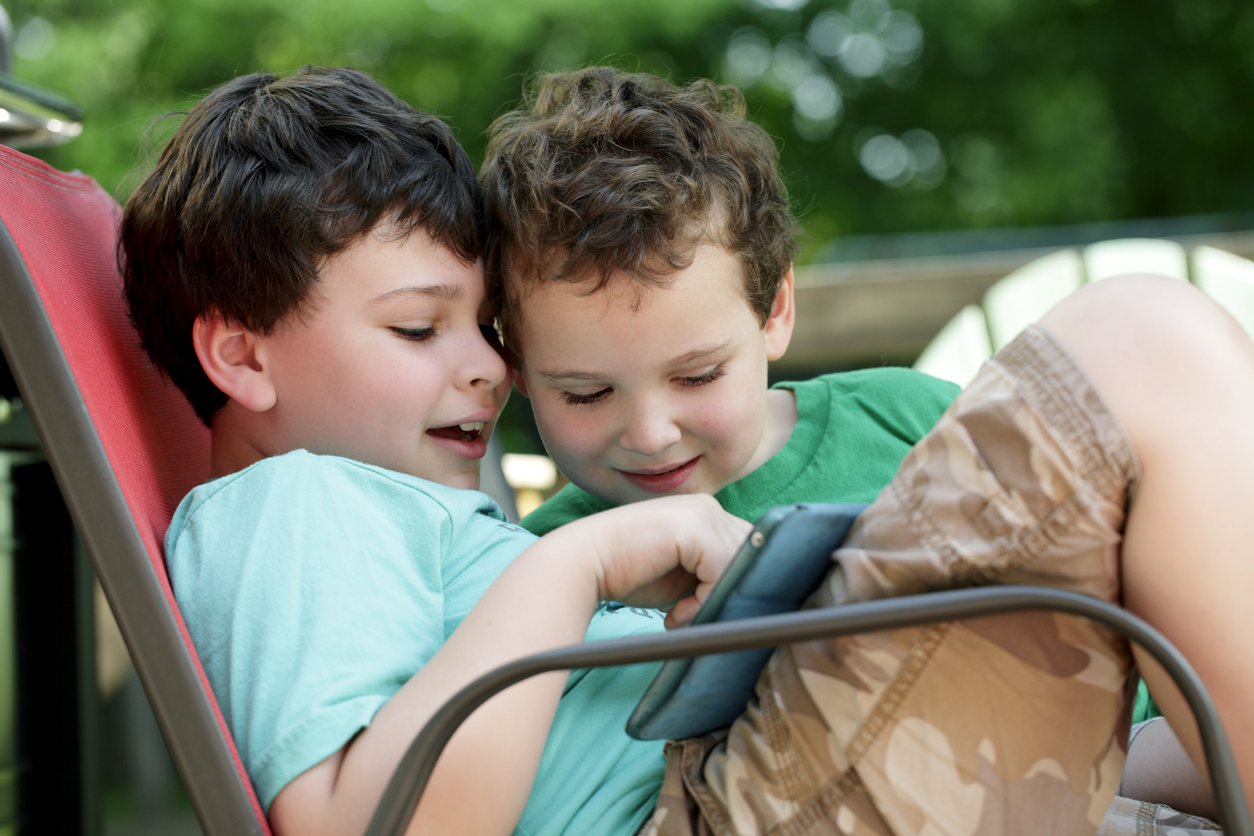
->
xmin=168 ymin=452 xmax=456 ymax=810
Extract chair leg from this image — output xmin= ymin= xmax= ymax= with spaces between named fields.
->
xmin=11 ymin=459 xmax=101 ymax=836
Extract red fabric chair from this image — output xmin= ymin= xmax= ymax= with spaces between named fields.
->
xmin=0 ymin=144 xmax=269 ymax=835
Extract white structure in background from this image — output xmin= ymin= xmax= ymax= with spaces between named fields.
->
xmin=915 ymin=238 xmax=1254 ymax=387
xmin=502 ymin=453 xmax=560 ymax=518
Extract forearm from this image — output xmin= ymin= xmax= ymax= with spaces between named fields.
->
xmin=271 ymin=524 xmax=605 ymax=836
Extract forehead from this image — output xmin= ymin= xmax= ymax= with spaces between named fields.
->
xmin=315 ymin=227 xmax=484 ymax=304
xmin=513 ymin=245 xmax=759 ymax=367
xmin=514 ymin=244 xmax=749 ymax=326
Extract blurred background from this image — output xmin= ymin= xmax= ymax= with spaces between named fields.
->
xmin=10 ymin=0 xmax=1254 ymax=249
xmin=1 ymin=0 xmax=1252 ymax=832
xmin=10 ymin=0 xmax=1254 ymax=451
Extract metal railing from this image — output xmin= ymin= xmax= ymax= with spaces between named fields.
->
xmin=0 ymin=4 xmax=82 ymax=149
xmin=365 ymin=585 xmax=1252 ymax=836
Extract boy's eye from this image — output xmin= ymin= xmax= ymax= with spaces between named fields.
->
xmin=391 ymin=326 xmax=437 ymax=342
xmin=677 ymin=366 xmax=726 ymax=387
xmin=560 ymin=387 xmax=612 ymax=406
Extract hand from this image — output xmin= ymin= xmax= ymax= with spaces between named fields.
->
xmin=585 ymin=494 xmax=751 ymax=620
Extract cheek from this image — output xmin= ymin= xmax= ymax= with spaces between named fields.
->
xmin=361 ymin=353 xmax=448 ymax=423
xmin=690 ymin=386 xmax=765 ymax=451
xmin=532 ymin=400 xmax=612 ymax=463
xmin=294 ymin=332 xmax=393 ymax=401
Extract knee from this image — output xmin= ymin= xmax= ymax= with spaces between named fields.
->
xmin=1041 ymin=274 xmax=1253 ymax=374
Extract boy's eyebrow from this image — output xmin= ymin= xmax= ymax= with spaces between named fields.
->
xmin=535 ymin=340 xmax=732 ymax=381
xmin=368 ymin=284 xmax=465 ymax=305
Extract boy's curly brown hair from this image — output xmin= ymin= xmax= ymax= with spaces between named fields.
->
xmin=481 ymin=67 xmax=800 ymax=358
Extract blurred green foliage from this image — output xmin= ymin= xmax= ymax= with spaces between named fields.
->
xmin=7 ymin=0 xmax=1254 ymax=261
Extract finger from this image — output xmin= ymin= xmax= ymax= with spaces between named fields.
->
xmin=616 ymin=566 xmax=696 ymax=610
xmin=666 ymin=596 xmax=701 ymax=627
xmin=692 ymin=579 xmax=717 ymax=604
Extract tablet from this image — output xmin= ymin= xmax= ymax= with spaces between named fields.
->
xmin=626 ymin=502 xmax=865 ymax=741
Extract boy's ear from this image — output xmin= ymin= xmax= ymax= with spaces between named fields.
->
xmin=763 ymin=265 xmax=796 ymax=362
xmin=192 ymin=313 xmax=278 ymax=413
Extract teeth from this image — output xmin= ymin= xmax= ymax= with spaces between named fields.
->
xmin=458 ymin=422 xmax=485 ymax=432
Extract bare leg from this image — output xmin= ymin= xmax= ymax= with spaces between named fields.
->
xmin=1121 ymin=716 xmax=1218 ymax=820
xmin=1041 ymin=274 xmax=1254 ymax=800
xmin=650 ymin=275 xmax=1251 ymax=836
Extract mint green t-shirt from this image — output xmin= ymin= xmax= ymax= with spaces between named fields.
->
xmin=166 ymin=450 xmax=666 ymax=836
xmin=523 ymin=368 xmax=960 ymax=535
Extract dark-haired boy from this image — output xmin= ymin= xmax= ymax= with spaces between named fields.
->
xmin=482 ymin=67 xmax=1252 ymax=833
xmin=122 ymin=66 xmax=754 ymax=836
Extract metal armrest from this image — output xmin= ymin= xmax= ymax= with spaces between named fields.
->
xmin=366 ymin=585 xmax=1252 ymax=836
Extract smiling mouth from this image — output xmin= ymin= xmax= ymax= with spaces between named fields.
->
xmin=427 ymin=421 xmax=486 ymax=442
xmin=616 ymin=457 xmax=700 ymax=493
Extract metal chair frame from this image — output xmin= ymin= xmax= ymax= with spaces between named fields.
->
xmin=366 ymin=586 xmax=1253 ymax=836
xmin=0 ymin=181 xmax=267 ymax=834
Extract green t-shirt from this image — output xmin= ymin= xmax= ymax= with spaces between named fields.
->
xmin=523 ymin=368 xmax=960 ymax=534
xmin=167 ymin=450 xmax=666 ymax=836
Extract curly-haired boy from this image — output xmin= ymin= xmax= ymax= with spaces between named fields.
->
xmin=481 ymin=67 xmax=1254 ymax=834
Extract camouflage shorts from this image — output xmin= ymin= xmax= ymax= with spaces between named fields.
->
xmin=642 ymin=325 xmax=1180 ymax=836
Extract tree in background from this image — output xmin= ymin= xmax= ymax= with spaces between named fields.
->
xmin=8 ymin=0 xmax=1253 ymax=259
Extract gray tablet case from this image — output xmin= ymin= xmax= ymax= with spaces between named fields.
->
xmin=626 ymin=502 xmax=866 ymax=741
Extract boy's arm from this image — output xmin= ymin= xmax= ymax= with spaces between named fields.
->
xmin=269 ymin=494 xmax=750 ymax=836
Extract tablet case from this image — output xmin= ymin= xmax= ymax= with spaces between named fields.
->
xmin=626 ymin=502 xmax=866 ymax=741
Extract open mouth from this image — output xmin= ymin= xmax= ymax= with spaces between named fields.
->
xmin=427 ymin=421 xmax=485 ymax=442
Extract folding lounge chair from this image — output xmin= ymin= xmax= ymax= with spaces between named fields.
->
xmin=0 ymin=145 xmax=268 ymax=834
xmin=0 ymin=144 xmax=1248 ymax=836
xmin=916 ymin=237 xmax=1254 ymax=388
xmin=0 ymin=4 xmax=83 ymax=150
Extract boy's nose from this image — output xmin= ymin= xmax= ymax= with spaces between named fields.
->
xmin=618 ymin=400 xmax=682 ymax=457
xmin=459 ymin=328 xmax=509 ymax=390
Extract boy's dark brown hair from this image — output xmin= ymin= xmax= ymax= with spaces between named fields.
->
xmin=121 ymin=66 xmax=483 ymax=425
xmin=481 ymin=66 xmax=800 ymax=356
